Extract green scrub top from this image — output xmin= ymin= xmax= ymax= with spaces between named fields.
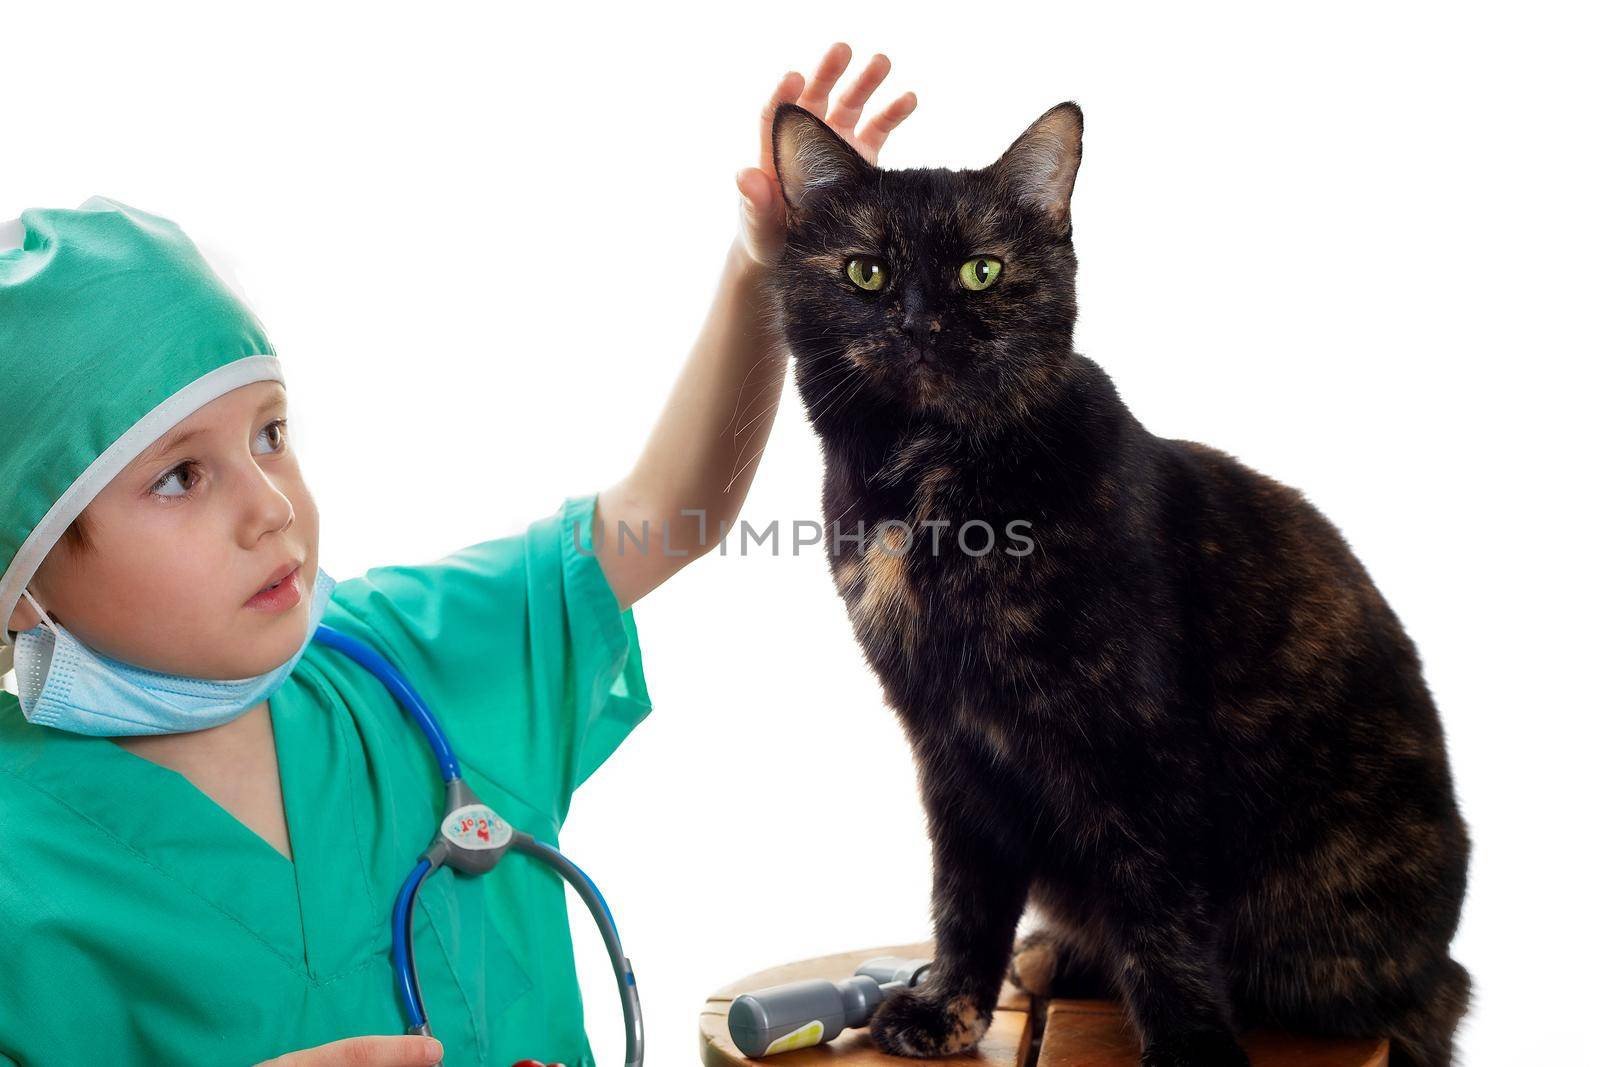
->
xmin=0 ymin=493 xmax=652 ymax=1067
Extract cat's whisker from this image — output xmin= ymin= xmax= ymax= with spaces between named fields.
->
xmin=815 ymin=374 xmax=871 ymax=425
xmin=804 ymin=366 xmax=869 ymax=426
xmin=731 ymin=391 xmax=785 ymax=439
xmin=718 ymin=348 xmax=789 ymax=440
xmin=721 ymin=440 xmax=771 ymax=495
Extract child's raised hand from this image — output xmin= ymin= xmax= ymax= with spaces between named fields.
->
xmin=592 ymin=44 xmax=916 ymax=610
xmin=737 ymin=42 xmax=917 ymax=267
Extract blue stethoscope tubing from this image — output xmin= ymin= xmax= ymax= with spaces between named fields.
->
xmin=311 ymin=623 xmax=644 ymax=1067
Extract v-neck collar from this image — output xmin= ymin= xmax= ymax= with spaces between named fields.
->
xmin=0 ymin=663 xmax=382 ymax=982
xmin=269 ymin=661 xmax=387 ymax=980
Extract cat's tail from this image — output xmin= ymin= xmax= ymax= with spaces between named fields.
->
xmin=1385 ymin=957 xmax=1472 ymax=1067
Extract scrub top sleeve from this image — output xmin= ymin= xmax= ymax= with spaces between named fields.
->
xmin=327 ymin=492 xmax=651 ymax=829
xmin=546 ymin=492 xmax=654 ymax=807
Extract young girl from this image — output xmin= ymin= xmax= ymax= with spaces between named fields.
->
xmin=0 ymin=44 xmax=915 ymax=1067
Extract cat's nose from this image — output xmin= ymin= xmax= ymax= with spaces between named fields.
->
xmin=897 ymin=290 xmax=943 ymax=358
xmin=899 ymin=290 xmax=933 ymax=338
xmin=902 ymin=312 xmax=938 ymax=341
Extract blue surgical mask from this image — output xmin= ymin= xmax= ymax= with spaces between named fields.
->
xmin=10 ymin=566 xmax=336 ymax=736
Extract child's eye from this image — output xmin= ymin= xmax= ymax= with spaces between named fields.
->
xmin=254 ymin=417 xmax=289 ymax=456
xmin=149 ymin=420 xmax=288 ymax=501
xmin=150 ymin=462 xmax=200 ymax=499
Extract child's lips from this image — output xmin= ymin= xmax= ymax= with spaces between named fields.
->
xmin=245 ymin=565 xmax=302 ymax=612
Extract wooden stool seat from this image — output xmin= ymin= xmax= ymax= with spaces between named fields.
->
xmin=700 ymin=942 xmax=1388 ymax=1066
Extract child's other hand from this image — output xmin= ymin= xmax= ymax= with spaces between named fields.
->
xmin=254 ymin=1034 xmax=445 ymax=1066
xmin=737 ymin=42 xmax=917 ymax=267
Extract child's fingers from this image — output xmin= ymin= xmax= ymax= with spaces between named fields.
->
xmin=794 ymin=41 xmax=852 ymax=118
xmin=735 ymin=168 xmax=786 ymax=266
xmin=737 ymin=168 xmax=783 ymax=238
xmin=856 ymin=91 xmax=919 ymax=162
xmin=254 ymin=1034 xmax=445 ymax=1066
xmin=826 ymin=52 xmax=892 ymax=138
xmin=737 ymin=168 xmax=774 ymax=215
xmin=758 ymin=70 xmax=805 ymax=175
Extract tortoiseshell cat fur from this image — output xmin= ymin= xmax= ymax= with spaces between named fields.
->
xmin=765 ymin=101 xmax=1471 ymax=1066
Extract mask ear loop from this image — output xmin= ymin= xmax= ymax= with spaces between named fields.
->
xmin=19 ymin=588 xmax=61 ymax=637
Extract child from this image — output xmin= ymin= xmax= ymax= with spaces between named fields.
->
xmin=0 ymin=43 xmax=915 ymax=1067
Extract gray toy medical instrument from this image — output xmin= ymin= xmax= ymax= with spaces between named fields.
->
xmin=727 ymin=956 xmax=933 ymax=1057
xmin=312 ymin=624 xmax=644 ymax=1066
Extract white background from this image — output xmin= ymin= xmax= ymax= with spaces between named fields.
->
xmin=4 ymin=2 xmax=1596 ymax=1063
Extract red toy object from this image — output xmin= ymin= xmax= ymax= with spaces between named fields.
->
xmin=508 ymin=1061 xmax=566 ymax=1067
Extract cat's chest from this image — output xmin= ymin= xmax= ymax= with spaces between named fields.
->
xmin=823 ymin=450 xmax=1043 ymax=680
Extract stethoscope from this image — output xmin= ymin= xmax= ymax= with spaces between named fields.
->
xmin=310 ymin=624 xmax=644 ymax=1067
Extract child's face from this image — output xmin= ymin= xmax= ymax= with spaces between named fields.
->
xmin=6 ymin=380 xmax=321 ymax=680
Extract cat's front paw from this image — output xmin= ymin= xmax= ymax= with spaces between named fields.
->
xmin=1139 ymin=1030 xmax=1250 ymax=1067
xmin=868 ymin=984 xmax=990 ymax=1058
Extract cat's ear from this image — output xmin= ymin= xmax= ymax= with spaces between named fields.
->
xmin=772 ymin=102 xmax=873 ymax=217
xmin=993 ymin=101 xmax=1084 ymax=231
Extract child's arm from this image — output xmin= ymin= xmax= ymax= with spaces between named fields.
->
xmin=593 ymin=42 xmax=916 ymax=611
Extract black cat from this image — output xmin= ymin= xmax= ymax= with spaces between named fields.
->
xmin=766 ymin=100 xmax=1471 ymax=1067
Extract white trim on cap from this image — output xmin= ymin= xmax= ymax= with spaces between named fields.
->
xmin=0 ymin=353 xmax=285 ymax=657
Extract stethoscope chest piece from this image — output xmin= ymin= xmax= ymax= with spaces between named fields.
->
xmin=431 ymin=784 xmax=514 ymax=875
xmin=443 ymin=803 xmax=513 ymax=853
xmin=311 ymin=624 xmax=644 ymax=1065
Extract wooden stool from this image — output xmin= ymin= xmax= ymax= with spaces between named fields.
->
xmin=700 ymin=941 xmax=1389 ymax=1066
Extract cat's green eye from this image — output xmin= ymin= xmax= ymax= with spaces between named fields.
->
xmin=845 ymin=256 xmax=888 ymax=292
xmin=959 ymin=256 xmax=1004 ymax=291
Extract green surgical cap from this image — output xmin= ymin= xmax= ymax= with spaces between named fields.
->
xmin=0 ymin=196 xmax=283 ymax=669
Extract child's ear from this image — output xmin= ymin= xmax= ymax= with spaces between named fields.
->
xmin=6 ymin=596 xmax=41 ymax=635
xmin=3 ymin=594 xmax=40 ymax=671
xmin=5 ymin=588 xmax=43 ymax=639
xmin=771 ymin=102 xmax=874 ymax=218
xmin=992 ymin=101 xmax=1084 ymax=233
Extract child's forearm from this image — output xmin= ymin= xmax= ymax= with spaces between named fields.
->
xmin=590 ymin=44 xmax=914 ymax=610
xmin=594 ymin=238 xmax=784 ymax=610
